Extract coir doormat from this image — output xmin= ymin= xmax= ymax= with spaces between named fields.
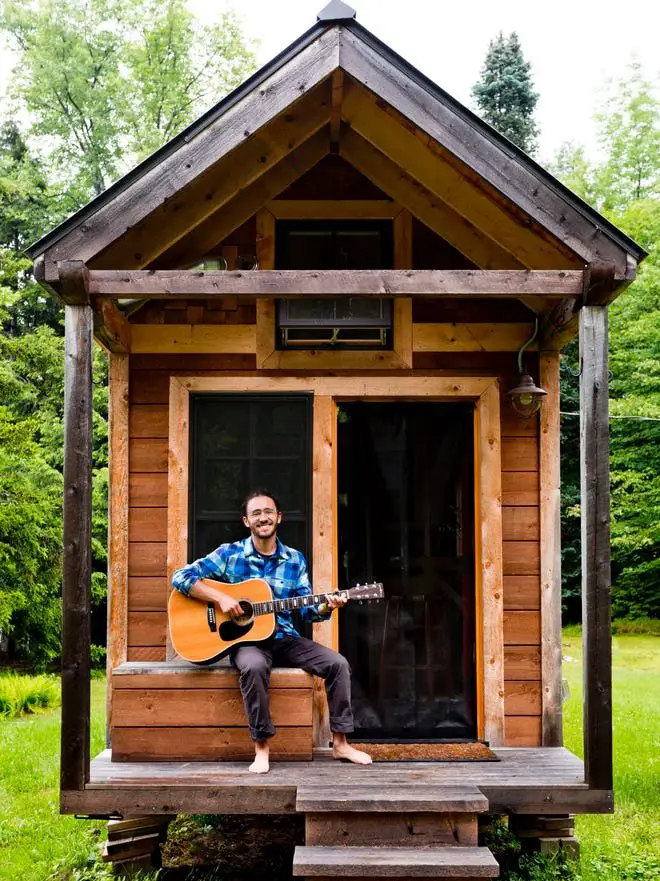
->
xmin=351 ymin=742 xmax=499 ymax=762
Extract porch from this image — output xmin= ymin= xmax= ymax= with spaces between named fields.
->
xmin=65 ymin=746 xmax=612 ymax=816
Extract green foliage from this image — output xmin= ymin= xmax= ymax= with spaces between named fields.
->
xmin=562 ymin=632 xmax=660 ymax=880
xmin=554 ymin=65 xmax=660 ymax=621
xmin=0 ymin=672 xmax=60 ymax=717
xmin=472 ymin=32 xmax=539 ymax=154
xmin=1 ymin=0 xmax=256 ymax=196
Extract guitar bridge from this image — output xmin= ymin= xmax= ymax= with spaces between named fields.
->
xmin=206 ymin=603 xmax=217 ymax=632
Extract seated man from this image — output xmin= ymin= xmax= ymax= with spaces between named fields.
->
xmin=172 ymin=488 xmax=372 ymax=774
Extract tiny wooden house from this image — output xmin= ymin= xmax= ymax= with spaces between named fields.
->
xmin=29 ymin=2 xmax=646 ymax=875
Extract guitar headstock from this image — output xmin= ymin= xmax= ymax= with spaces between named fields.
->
xmin=346 ymin=582 xmax=384 ymax=601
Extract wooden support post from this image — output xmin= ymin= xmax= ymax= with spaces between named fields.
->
xmin=540 ymin=352 xmax=563 ymax=746
xmin=579 ymin=306 xmax=613 ymax=791
xmin=106 ymin=354 xmax=129 ymax=743
xmin=61 ymin=303 xmax=94 ymax=791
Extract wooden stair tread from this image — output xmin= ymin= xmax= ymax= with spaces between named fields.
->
xmin=293 ymin=845 xmax=499 ymax=877
xmin=296 ymin=784 xmax=489 ymax=813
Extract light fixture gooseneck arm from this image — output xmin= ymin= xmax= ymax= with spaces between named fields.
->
xmin=517 ymin=318 xmax=539 ymax=375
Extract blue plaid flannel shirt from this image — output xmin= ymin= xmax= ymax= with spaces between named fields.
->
xmin=172 ymin=536 xmax=331 ymax=638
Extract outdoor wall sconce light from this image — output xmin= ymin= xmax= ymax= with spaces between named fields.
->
xmin=507 ymin=319 xmax=547 ymax=419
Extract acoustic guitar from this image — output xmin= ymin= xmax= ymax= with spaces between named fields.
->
xmin=168 ymin=577 xmax=384 ymax=664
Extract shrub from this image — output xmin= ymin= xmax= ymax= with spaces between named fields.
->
xmin=0 ymin=672 xmax=60 ymax=718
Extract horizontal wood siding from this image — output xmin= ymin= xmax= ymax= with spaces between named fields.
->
xmin=501 ymin=391 xmax=541 ymax=746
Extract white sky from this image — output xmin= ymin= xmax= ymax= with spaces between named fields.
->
xmin=219 ymin=0 xmax=659 ymax=163
xmin=1 ymin=0 xmax=657 ymax=165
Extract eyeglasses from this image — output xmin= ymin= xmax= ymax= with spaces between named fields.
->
xmin=246 ymin=507 xmax=277 ymax=519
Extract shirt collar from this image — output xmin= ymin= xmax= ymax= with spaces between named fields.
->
xmin=244 ymin=535 xmax=290 ymax=561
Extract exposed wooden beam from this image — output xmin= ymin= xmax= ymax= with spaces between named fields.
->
xmin=92 ymin=298 xmax=132 ymax=353
xmin=61 ymin=304 xmax=93 ymax=791
xmin=330 ymin=68 xmax=344 ymax=151
xmin=338 ymin=30 xmax=629 ymax=273
xmin=580 ymin=306 xmax=613 ymax=791
xmin=155 ymin=131 xmax=330 ymax=268
xmin=94 ymin=83 xmax=332 ymax=270
xmin=268 ymin=199 xmax=398 ymax=219
xmin=85 ymin=268 xmax=583 ymax=299
xmin=40 ymin=29 xmax=341 ymax=282
xmin=413 ymin=323 xmax=537 ymax=352
xmin=59 ymin=260 xmax=90 ymax=305
xmin=340 ymin=130 xmax=520 ymax=269
xmin=131 ymin=325 xmax=256 ymax=354
xmin=540 ymin=261 xmax=631 ymax=349
xmin=341 ymin=82 xmax=576 ymax=271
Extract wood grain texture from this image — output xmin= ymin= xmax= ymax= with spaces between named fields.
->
xmin=131 ymin=325 xmax=256 ymax=354
xmin=501 ymin=437 xmax=538 ymax=471
xmin=129 ymin=439 xmax=168 ymax=472
xmin=112 ymin=664 xmax=313 ymax=689
xmin=166 ymin=377 xmax=190 ymax=660
xmin=413 ymin=323 xmax=536 ymax=353
xmin=269 ymin=200 xmax=398 ymax=219
xmin=128 ymin=508 xmax=167 ymax=542
xmin=502 ymin=507 xmax=539 ymax=541
xmin=504 ymin=611 xmax=541 ymax=646
xmin=107 ymin=354 xmax=130 ymax=743
xmin=579 ymin=307 xmax=613 ymax=790
xmin=128 ymin=578 xmax=168 ymax=611
xmin=503 ymin=576 xmax=540 ymax=610
xmin=296 ymin=784 xmax=488 ymax=812
xmin=501 ymin=472 xmax=538 ymax=506
xmin=112 ymin=688 xmax=312 ymax=727
xmin=539 ymin=352 xmax=563 ymax=747
xmin=255 ymin=209 xmax=276 ymax=367
xmin=504 ymin=646 xmax=541 ymax=680
xmin=112 ymin=726 xmax=312 ymax=762
xmin=128 ymin=543 xmax=167 ymax=577
xmin=312 ymin=395 xmax=338 ymax=747
xmin=505 ymin=681 xmax=542 ymax=716
xmin=393 ymin=208 xmax=413 ymax=367
xmin=88 ymin=268 xmax=583 ymax=298
xmin=505 ymin=716 xmax=543 ymax=747
xmin=340 ymin=128 xmax=520 ymax=270
xmin=129 ymin=405 xmax=169 ymax=438
xmin=475 ymin=382 xmax=504 ymax=746
xmin=129 ymin=474 xmax=168 ymax=507
xmin=304 ymin=813 xmax=478 ymax=847
xmin=61 ymin=304 xmax=94 ymax=790
xmin=503 ymin=542 xmax=540 ymax=576
xmin=127 ymin=612 xmax=167 ymax=647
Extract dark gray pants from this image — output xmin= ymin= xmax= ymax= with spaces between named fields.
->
xmin=231 ymin=635 xmax=354 ymax=741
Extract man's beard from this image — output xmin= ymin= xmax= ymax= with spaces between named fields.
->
xmin=252 ymin=523 xmax=277 ymax=540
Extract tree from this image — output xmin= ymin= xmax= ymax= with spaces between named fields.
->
xmin=471 ymin=32 xmax=539 ymax=154
xmin=1 ymin=0 xmax=256 ymax=197
xmin=554 ymin=66 xmax=660 ymax=620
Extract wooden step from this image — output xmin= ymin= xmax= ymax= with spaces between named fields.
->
xmin=293 ymin=845 xmax=500 ymax=877
xmin=296 ymin=784 xmax=489 ymax=813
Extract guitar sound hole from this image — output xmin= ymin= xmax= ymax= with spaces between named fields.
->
xmin=218 ymin=600 xmax=254 ymax=642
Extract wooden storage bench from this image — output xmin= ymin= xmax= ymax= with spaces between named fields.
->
xmin=110 ymin=661 xmax=314 ymax=761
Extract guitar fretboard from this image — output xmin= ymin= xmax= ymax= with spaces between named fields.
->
xmin=252 ymin=592 xmax=344 ymax=617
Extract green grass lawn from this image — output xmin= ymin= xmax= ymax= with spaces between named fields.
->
xmin=0 ymin=678 xmax=109 ymax=881
xmin=562 ymin=629 xmax=660 ymax=880
xmin=0 ymin=633 xmax=658 ymax=880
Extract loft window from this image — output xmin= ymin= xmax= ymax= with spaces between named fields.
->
xmin=275 ymin=220 xmax=393 ymax=350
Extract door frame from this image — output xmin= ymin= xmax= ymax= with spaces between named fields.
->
xmin=167 ymin=374 xmax=504 ymax=746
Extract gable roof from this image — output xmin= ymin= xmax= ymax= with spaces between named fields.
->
xmin=27 ymin=3 xmax=646 ymax=281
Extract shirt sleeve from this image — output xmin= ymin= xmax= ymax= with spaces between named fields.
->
xmin=294 ymin=553 xmax=332 ymax=623
xmin=172 ymin=545 xmax=228 ymax=596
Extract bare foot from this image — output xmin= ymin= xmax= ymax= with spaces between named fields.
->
xmin=249 ymin=742 xmax=270 ymax=774
xmin=332 ymin=734 xmax=372 ymax=765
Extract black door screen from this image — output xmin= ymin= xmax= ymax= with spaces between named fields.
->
xmin=338 ymin=402 xmax=477 ymax=740
xmin=189 ymin=395 xmax=312 ymax=561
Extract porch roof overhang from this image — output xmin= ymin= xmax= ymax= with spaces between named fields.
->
xmin=27 ymin=5 xmax=646 ymax=306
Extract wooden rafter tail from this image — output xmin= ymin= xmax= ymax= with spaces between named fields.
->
xmin=85 ymin=268 xmax=585 ymax=299
xmin=58 ymin=260 xmax=90 ymax=305
xmin=92 ymin=298 xmax=132 ymax=353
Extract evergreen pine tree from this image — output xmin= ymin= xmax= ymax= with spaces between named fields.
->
xmin=472 ymin=32 xmax=539 ymax=154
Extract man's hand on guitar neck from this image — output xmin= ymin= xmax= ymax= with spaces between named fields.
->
xmin=319 ymin=592 xmax=348 ymax=615
xmin=188 ymin=580 xmax=244 ymax=619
